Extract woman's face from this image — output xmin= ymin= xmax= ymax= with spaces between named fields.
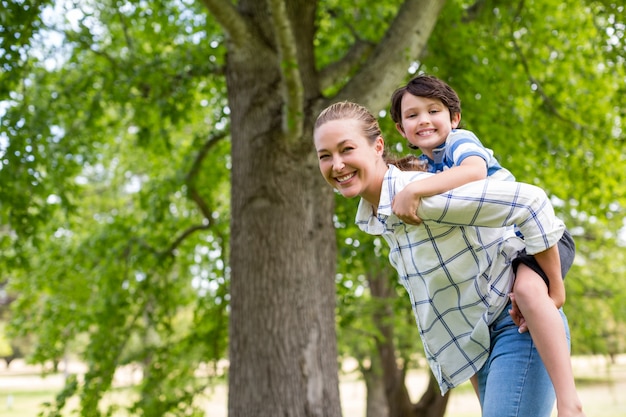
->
xmin=395 ymin=94 xmax=461 ymax=158
xmin=314 ymin=118 xmax=386 ymax=205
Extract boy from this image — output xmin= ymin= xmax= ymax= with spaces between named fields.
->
xmin=389 ymin=75 xmax=584 ymax=417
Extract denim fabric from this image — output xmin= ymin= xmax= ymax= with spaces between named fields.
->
xmin=476 ymin=302 xmax=570 ymax=417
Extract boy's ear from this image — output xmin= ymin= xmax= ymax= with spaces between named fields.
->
xmin=395 ymin=123 xmax=406 ymax=137
xmin=451 ymin=112 xmax=462 ymax=129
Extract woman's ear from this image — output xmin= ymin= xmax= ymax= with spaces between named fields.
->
xmin=375 ymin=136 xmax=385 ymax=155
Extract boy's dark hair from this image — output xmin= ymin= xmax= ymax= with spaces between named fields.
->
xmin=390 ymin=74 xmax=462 ymax=124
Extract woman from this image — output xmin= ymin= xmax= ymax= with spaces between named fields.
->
xmin=314 ymin=101 xmax=572 ymax=417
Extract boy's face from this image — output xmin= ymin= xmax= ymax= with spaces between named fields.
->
xmin=395 ymin=94 xmax=461 ymax=158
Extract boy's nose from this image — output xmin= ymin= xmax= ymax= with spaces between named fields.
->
xmin=417 ymin=114 xmax=430 ymax=124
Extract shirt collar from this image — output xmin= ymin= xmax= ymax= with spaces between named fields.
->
xmin=355 ymin=165 xmax=401 ymax=234
xmin=422 ymin=142 xmax=445 ymax=162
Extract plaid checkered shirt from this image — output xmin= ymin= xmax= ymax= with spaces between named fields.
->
xmin=355 ymin=164 xmax=565 ymax=394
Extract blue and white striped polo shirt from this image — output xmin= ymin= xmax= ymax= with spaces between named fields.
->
xmin=421 ymin=128 xmax=515 ymax=181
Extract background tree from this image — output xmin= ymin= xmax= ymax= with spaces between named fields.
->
xmin=1 ymin=1 xmax=624 ymax=417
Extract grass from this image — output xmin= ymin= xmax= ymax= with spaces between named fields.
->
xmin=1 ymin=355 xmax=626 ymax=417
xmin=442 ymin=357 xmax=626 ymax=417
xmin=0 ymin=389 xmax=58 ymax=417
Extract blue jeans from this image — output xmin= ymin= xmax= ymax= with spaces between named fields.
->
xmin=475 ymin=302 xmax=570 ymax=417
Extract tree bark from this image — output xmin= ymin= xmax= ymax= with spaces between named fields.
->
xmin=368 ymin=272 xmax=450 ymax=417
xmin=226 ymin=64 xmax=342 ymax=417
xmin=363 ymin=355 xmax=390 ymax=417
xmin=224 ymin=2 xmax=341 ymax=416
xmin=413 ymin=373 xmax=450 ymax=417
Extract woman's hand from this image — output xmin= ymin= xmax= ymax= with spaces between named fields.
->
xmin=508 ymin=293 xmax=528 ymax=333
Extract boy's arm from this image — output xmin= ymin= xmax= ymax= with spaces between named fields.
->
xmin=417 ymin=179 xmax=566 ymax=255
xmin=533 ymin=246 xmax=566 ymax=308
xmin=416 ymin=178 xmax=567 ymax=307
xmin=392 ymin=156 xmax=487 ymax=224
xmin=510 ymin=245 xmax=566 ymax=331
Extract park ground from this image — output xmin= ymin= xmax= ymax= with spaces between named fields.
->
xmin=1 ymin=355 xmax=625 ymax=416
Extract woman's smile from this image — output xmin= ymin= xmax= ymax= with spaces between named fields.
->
xmin=335 ymin=172 xmax=356 ymax=183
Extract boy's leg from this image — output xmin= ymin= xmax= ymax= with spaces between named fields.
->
xmin=513 ymin=265 xmax=584 ymax=416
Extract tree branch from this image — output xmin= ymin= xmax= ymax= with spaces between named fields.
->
xmin=509 ymin=0 xmax=582 ymax=130
xmin=197 ymin=0 xmax=250 ymax=47
xmin=268 ymin=0 xmax=304 ymax=139
xmin=333 ymin=0 xmax=447 ymax=113
xmin=185 ymin=130 xmax=229 ymax=220
xmin=161 ymin=223 xmax=212 ymax=257
xmin=316 ymin=8 xmax=376 ymax=90
xmin=318 ymin=39 xmax=375 ymax=91
xmin=114 ymin=7 xmax=135 ymax=53
xmin=462 ymin=0 xmax=488 ymax=23
xmin=125 ymin=131 xmax=228 ymax=262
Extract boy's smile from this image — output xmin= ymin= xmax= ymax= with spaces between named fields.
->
xmin=395 ymin=94 xmax=461 ymax=158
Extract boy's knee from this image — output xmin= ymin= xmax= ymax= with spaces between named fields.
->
xmin=513 ymin=266 xmax=548 ymax=301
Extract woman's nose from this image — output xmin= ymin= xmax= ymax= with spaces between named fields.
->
xmin=332 ymin=157 xmax=345 ymax=171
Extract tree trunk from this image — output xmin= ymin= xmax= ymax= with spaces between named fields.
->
xmin=369 ymin=272 xmax=414 ymax=417
xmin=413 ymin=373 xmax=450 ymax=417
xmin=363 ymin=356 xmax=390 ymax=417
xmin=225 ymin=19 xmax=341 ymax=417
xmin=368 ymin=272 xmax=450 ymax=417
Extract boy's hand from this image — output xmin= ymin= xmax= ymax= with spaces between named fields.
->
xmin=533 ymin=245 xmax=565 ymax=309
xmin=548 ymin=278 xmax=566 ymax=309
xmin=392 ymin=182 xmax=423 ymax=225
xmin=508 ymin=293 xmax=528 ymax=333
